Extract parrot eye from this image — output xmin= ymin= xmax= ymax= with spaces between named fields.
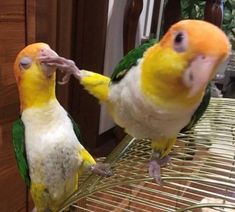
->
xmin=19 ymin=57 xmax=32 ymax=70
xmin=173 ymin=31 xmax=188 ymax=53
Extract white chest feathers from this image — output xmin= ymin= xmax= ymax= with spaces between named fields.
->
xmin=109 ymin=61 xmax=196 ymax=139
xmin=21 ymin=100 xmax=83 ymax=193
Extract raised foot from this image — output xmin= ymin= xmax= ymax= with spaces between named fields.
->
xmin=90 ymin=162 xmax=113 ymax=177
xmin=39 ymin=55 xmax=81 ymax=84
xmin=148 ymin=154 xmax=171 ymax=184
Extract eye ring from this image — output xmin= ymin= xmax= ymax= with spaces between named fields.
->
xmin=175 ymin=32 xmax=184 ymax=44
xmin=19 ymin=57 xmax=32 ymax=70
xmin=173 ymin=31 xmax=188 ymax=53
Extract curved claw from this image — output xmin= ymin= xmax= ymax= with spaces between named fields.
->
xmin=149 ymin=160 xmax=161 ymax=184
xmin=90 ymin=162 xmax=113 ymax=177
xmin=39 ymin=56 xmax=81 ymax=84
xmin=148 ymin=154 xmax=171 ymax=184
xmin=58 ymin=73 xmax=72 ymax=85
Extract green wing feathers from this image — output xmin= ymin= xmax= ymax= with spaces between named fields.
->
xmin=12 ymin=119 xmax=31 ymax=187
xmin=181 ymin=84 xmax=211 ymax=132
xmin=111 ymin=39 xmax=157 ymax=82
xmin=67 ymin=114 xmax=83 ymax=145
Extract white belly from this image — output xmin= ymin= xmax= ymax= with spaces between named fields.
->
xmin=22 ymin=100 xmax=83 ymax=199
xmin=109 ymin=63 xmax=196 ymax=139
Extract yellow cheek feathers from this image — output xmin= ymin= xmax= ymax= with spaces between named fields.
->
xmin=17 ymin=63 xmax=56 ymax=111
xmin=141 ymin=20 xmax=230 ymax=110
xmin=141 ymin=46 xmax=202 ymax=109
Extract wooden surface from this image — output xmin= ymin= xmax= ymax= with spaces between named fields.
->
xmin=35 ymin=0 xmax=110 ymax=151
xmin=150 ymin=0 xmax=161 ymax=38
xmin=71 ymin=0 xmax=109 ymax=149
xmin=123 ymin=0 xmax=143 ymax=55
xmin=204 ymin=0 xmax=223 ymax=27
xmin=0 ymin=0 xmax=36 ymax=211
xmin=163 ymin=0 xmax=181 ymax=33
xmin=0 ymin=122 xmax=26 ymax=211
xmin=35 ymin=0 xmax=75 ymax=111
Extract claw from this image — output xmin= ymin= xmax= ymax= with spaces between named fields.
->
xmin=149 ymin=160 xmax=161 ymax=184
xmin=157 ymin=155 xmax=172 ymax=166
xmin=39 ymin=56 xmax=81 ymax=84
xmin=90 ymin=162 xmax=113 ymax=177
xmin=148 ymin=154 xmax=171 ymax=184
xmin=58 ymin=73 xmax=72 ymax=85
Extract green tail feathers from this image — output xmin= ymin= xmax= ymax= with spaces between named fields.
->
xmin=181 ymin=84 xmax=211 ymax=132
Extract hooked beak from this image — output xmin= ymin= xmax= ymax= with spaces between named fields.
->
xmin=41 ymin=64 xmax=55 ymax=77
xmin=182 ymin=55 xmax=226 ymax=97
xmin=39 ymin=48 xmax=58 ymax=77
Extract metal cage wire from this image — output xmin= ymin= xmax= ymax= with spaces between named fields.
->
xmin=59 ymin=98 xmax=235 ymax=212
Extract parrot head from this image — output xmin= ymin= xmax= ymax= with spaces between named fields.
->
xmin=13 ymin=43 xmax=58 ymax=111
xmin=141 ymin=20 xmax=231 ymax=107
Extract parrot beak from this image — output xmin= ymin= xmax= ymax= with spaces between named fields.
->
xmin=41 ymin=63 xmax=56 ymax=77
xmin=39 ymin=48 xmax=58 ymax=77
xmin=182 ymin=55 xmax=226 ymax=98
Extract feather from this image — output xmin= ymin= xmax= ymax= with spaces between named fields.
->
xmin=67 ymin=114 xmax=83 ymax=145
xmin=181 ymin=84 xmax=211 ymax=131
xmin=111 ymin=39 xmax=156 ymax=82
xmin=12 ymin=118 xmax=31 ymax=187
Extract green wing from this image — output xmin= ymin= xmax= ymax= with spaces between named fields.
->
xmin=12 ymin=119 xmax=31 ymax=187
xmin=111 ymin=39 xmax=157 ymax=83
xmin=181 ymin=84 xmax=211 ymax=132
xmin=111 ymin=38 xmax=211 ymax=131
xmin=68 ymin=114 xmax=83 ymax=145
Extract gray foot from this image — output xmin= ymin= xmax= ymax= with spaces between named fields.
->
xmin=149 ymin=160 xmax=161 ymax=183
xmin=39 ymin=56 xmax=80 ymax=84
xmin=148 ymin=153 xmax=171 ymax=184
xmin=90 ymin=162 xmax=113 ymax=177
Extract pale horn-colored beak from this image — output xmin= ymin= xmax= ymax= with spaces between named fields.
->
xmin=182 ymin=55 xmax=225 ymax=98
xmin=39 ymin=47 xmax=58 ymax=77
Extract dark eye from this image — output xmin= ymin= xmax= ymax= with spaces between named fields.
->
xmin=175 ymin=32 xmax=184 ymax=44
xmin=19 ymin=57 xmax=32 ymax=70
xmin=173 ymin=31 xmax=187 ymax=53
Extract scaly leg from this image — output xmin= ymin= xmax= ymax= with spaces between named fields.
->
xmin=90 ymin=162 xmax=113 ymax=177
xmin=39 ymin=56 xmax=80 ymax=84
xmin=149 ymin=152 xmax=171 ymax=184
xmin=149 ymin=137 xmax=176 ymax=183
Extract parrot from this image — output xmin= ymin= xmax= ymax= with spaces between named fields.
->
xmin=39 ymin=20 xmax=231 ymax=183
xmin=12 ymin=43 xmax=112 ymax=212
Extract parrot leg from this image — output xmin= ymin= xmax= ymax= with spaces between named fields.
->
xmin=90 ymin=162 xmax=113 ymax=177
xmin=39 ymin=56 xmax=81 ymax=84
xmin=149 ymin=137 xmax=176 ymax=184
xmin=148 ymin=152 xmax=171 ymax=184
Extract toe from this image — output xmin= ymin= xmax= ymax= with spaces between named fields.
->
xmin=91 ymin=162 xmax=113 ymax=177
xmin=158 ymin=155 xmax=172 ymax=166
xmin=58 ymin=74 xmax=70 ymax=85
xmin=148 ymin=160 xmax=161 ymax=184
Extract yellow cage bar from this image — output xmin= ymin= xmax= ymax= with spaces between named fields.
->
xmin=59 ymin=98 xmax=235 ymax=212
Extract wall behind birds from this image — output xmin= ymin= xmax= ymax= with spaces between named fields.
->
xmin=99 ymin=0 xmax=154 ymax=134
xmin=0 ymin=1 xmax=36 ymax=210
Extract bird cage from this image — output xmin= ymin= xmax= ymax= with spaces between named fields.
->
xmin=59 ymin=98 xmax=235 ymax=212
